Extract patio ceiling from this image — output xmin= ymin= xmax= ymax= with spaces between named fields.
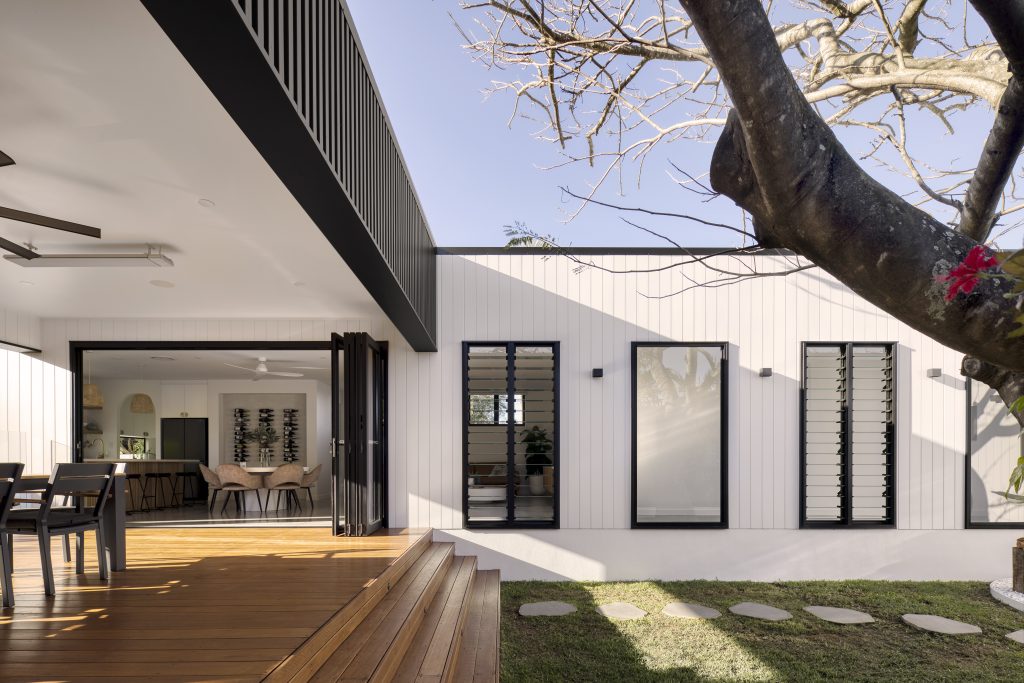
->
xmin=0 ymin=0 xmax=382 ymax=322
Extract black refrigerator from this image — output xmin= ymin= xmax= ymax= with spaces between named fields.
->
xmin=161 ymin=418 xmax=209 ymax=501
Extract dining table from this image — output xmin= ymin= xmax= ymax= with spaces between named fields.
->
xmin=14 ymin=473 xmax=127 ymax=571
xmin=236 ymin=465 xmax=310 ymax=511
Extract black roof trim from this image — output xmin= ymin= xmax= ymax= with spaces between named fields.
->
xmin=437 ymin=246 xmax=795 ymax=256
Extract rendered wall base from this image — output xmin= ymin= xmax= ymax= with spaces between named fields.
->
xmin=436 ymin=529 xmax=1024 ymax=581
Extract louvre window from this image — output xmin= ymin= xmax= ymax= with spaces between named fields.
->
xmin=801 ymin=343 xmax=895 ymax=527
xmin=464 ymin=343 xmax=558 ymax=528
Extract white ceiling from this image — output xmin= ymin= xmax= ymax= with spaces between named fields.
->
xmin=86 ymin=349 xmax=332 ymax=384
xmin=0 ymin=1 xmax=382 ymax=320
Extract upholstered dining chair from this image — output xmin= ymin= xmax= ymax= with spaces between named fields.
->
xmin=0 ymin=463 xmax=25 ymax=608
xmin=299 ymin=464 xmax=322 ymax=509
xmin=198 ymin=463 xmax=223 ymax=512
xmin=215 ymin=464 xmax=264 ymax=514
xmin=265 ymin=463 xmax=304 ymax=511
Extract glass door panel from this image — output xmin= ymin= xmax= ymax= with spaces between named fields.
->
xmin=330 ymin=332 xmax=345 ymax=535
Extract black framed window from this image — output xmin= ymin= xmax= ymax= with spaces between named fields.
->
xmin=965 ymin=378 xmax=1024 ymax=528
xmin=464 ymin=342 xmax=558 ymax=528
xmin=801 ymin=342 xmax=896 ymax=527
xmin=631 ymin=342 xmax=728 ymax=528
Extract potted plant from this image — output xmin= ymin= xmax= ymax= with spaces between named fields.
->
xmin=244 ymin=425 xmax=280 ymax=466
xmin=522 ymin=425 xmax=553 ymax=495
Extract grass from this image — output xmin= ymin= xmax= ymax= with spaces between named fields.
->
xmin=501 ymin=580 xmax=1024 ymax=682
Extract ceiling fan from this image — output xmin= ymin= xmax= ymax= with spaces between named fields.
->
xmin=0 ymin=150 xmax=102 ymax=259
xmin=224 ymin=357 xmax=305 ymax=379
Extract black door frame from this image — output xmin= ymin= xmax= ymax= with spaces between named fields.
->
xmin=69 ymin=338 xmax=387 ymax=536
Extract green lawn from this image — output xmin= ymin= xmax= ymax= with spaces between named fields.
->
xmin=501 ymin=580 xmax=1024 ymax=682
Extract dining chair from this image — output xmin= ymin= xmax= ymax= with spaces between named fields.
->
xmin=266 ymin=463 xmax=304 ymax=511
xmin=215 ymin=464 xmax=264 ymax=514
xmin=198 ymin=463 xmax=223 ymax=512
xmin=3 ymin=463 xmax=116 ymax=597
xmin=299 ymin=464 xmax=322 ymax=509
xmin=0 ymin=463 xmax=25 ymax=608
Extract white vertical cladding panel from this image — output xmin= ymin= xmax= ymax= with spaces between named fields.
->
xmin=413 ymin=253 xmax=973 ymax=533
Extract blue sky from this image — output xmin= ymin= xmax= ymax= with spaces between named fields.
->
xmin=348 ymin=2 xmax=1017 ymax=250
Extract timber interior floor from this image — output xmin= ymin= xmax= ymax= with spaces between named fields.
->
xmin=0 ymin=527 xmax=499 ymax=683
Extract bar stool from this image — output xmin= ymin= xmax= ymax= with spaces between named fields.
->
xmin=176 ymin=470 xmax=200 ymax=507
xmin=125 ymin=472 xmax=145 ymax=513
xmin=147 ymin=472 xmax=179 ymax=509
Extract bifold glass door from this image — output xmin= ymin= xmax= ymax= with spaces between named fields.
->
xmin=331 ymin=332 xmax=387 ymax=536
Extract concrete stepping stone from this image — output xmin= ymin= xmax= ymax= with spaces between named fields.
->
xmin=597 ymin=601 xmax=647 ymax=620
xmin=804 ymin=606 xmax=875 ymax=624
xmin=729 ymin=602 xmax=792 ymax=621
xmin=519 ymin=601 xmax=577 ymax=617
xmin=1006 ymin=630 xmax=1024 ymax=644
xmin=662 ymin=602 xmax=722 ymax=620
xmin=902 ymin=614 xmax=981 ymax=635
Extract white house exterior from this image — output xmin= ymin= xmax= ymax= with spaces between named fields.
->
xmin=3 ymin=249 xmax=1020 ymax=581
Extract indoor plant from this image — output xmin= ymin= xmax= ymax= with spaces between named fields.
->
xmin=522 ymin=425 xmax=553 ymax=495
xmin=244 ymin=424 xmax=280 ymax=466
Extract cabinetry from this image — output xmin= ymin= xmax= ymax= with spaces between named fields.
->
xmin=160 ymin=383 xmax=207 ymax=418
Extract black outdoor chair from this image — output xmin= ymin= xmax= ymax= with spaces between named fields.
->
xmin=3 ymin=463 xmax=116 ymax=597
xmin=0 ymin=463 xmax=25 ymax=608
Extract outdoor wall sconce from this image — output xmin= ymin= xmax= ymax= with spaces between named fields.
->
xmin=926 ymin=368 xmax=941 ymax=378
xmin=592 ymin=368 xmax=603 ymax=378
xmin=759 ymin=368 xmax=773 ymax=377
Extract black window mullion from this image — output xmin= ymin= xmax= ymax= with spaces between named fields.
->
xmin=505 ymin=342 xmax=516 ymax=524
xmin=841 ymin=343 xmax=852 ymax=525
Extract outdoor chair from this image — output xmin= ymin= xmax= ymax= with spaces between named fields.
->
xmin=216 ymin=464 xmax=264 ymax=514
xmin=266 ymin=463 xmax=304 ymax=511
xmin=299 ymin=463 xmax=322 ymax=509
xmin=3 ymin=463 xmax=116 ymax=597
xmin=0 ymin=463 xmax=25 ymax=608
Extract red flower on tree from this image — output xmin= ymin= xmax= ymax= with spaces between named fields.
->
xmin=939 ymin=245 xmax=999 ymax=302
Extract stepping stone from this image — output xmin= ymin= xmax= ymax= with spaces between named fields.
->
xmin=804 ymin=606 xmax=875 ymax=624
xmin=902 ymin=614 xmax=981 ymax=635
xmin=1006 ymin=630 xmax=1024 ymax=644
xmin=729 ymin=602 xmax=792 ymax=621
xmin=597 ymin=601 xmax=647 ymax=620
xmin=519 ymin=601 xmax=576 ymax=617
xmin=662 ymin=602 xmax=721 ymax=619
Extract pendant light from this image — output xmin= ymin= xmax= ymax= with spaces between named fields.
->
xmin=130 ymin=360 xmax=154 ymax=414
xmin=83 ymin=351 xmax=104 ymax=409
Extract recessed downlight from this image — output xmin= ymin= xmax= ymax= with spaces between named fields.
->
xmin=150 ymin=356 xmax=175 ymax=362
xmin=198 ymin=198 xmax=215 ymax=208
xmin=149 ymin=279 xmax=175 ymax=288
xmin=18 ymin=280 xmax=33 ymax=286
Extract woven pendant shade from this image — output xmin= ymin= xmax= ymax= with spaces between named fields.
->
xmin=83 ymin=383 xmax=104 ymax=409
xmin=129 ymin=393 xmax=155 ymax=414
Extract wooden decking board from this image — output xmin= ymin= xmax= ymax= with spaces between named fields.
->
xmin=0 ymin=527 xmax=427 ymax=680
xmin=455 ymin=569 xmax=501 ymax=683
xmin=308 ymin=542 xmax=454 ymax=682
xmin=394 ymin=556 xmax=477 ymax=683
xmin=263 ymin=530 xmax=434 ymax=683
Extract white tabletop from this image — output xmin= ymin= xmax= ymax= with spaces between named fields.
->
xmin=241 ymin=466 xmax=310 ymax=474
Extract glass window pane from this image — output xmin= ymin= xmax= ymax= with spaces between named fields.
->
xmin=969 ymin=385 xmax=1024 ymax=525
xmin=466 ymin=346 xmax=509 ymax=523
xmin=634 ymin=345 xmax=724 ymax=525
xmin=513 ymin=346 xmax=555 ymax=523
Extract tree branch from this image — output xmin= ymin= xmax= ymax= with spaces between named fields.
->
xmin=960 ymin=0 xmax=1024 ymax=241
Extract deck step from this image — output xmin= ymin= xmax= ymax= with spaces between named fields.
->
xmin=264 ymin=531 xmax=434 ymax=683
xmin=393 ymin=556 xmax=478 ymax=683
xmin=308 ymin=542 xmax=455 ymax=682
xmin=453 ymin=569 xmax=501 ymax=683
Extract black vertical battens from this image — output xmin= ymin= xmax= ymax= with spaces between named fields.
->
xmin=145 ymin=0 xmax=437 ymax=351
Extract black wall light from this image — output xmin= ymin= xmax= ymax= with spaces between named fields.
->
xmin=759 ymin=368 xmax=773 ymax=377
xmin=592 ymin=368 xmax=603 ymax=378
